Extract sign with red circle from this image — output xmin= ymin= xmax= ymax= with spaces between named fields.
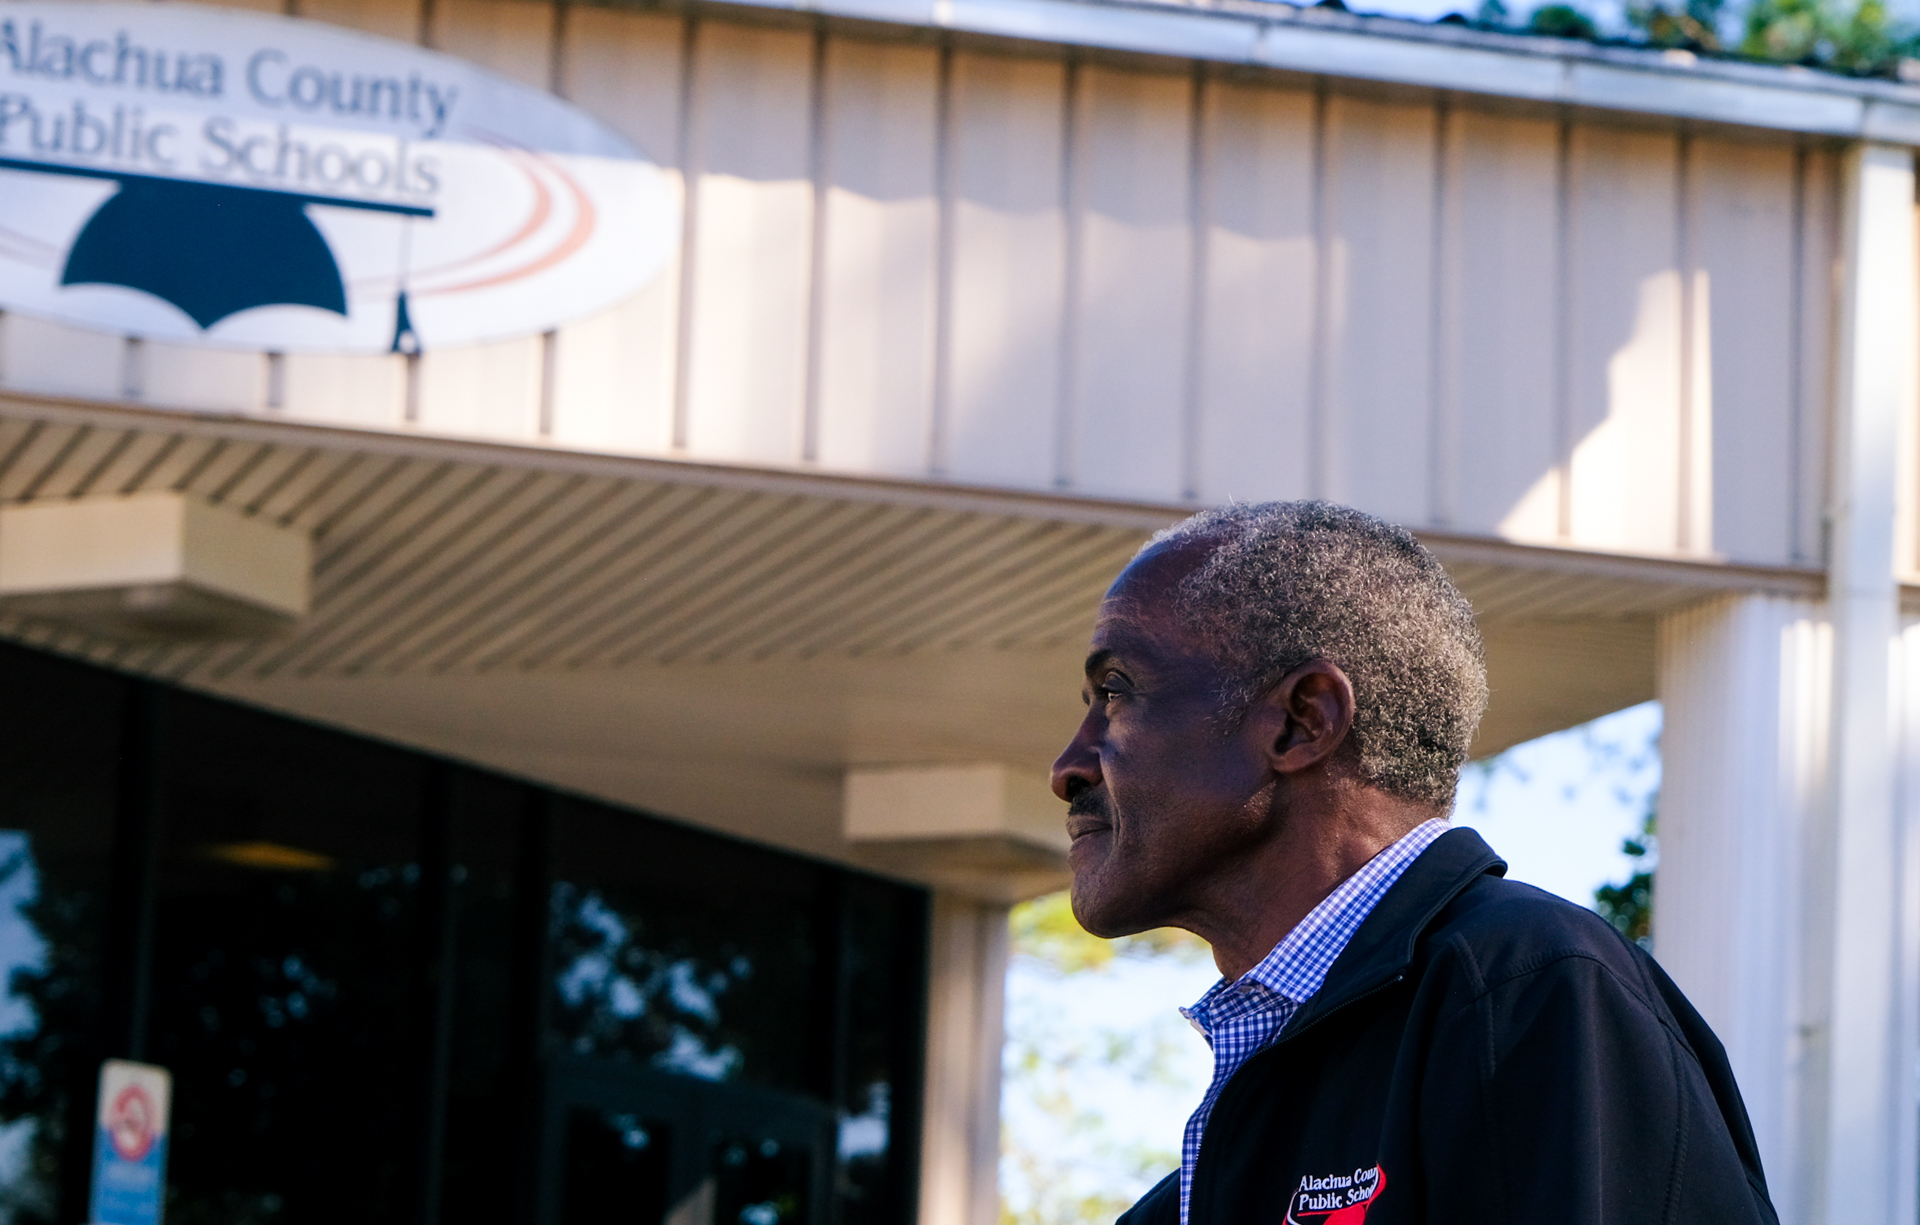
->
xmin=89 ymin=1059 xmax=171 ymax=1225
xmin=106 ymin=1083 xmax=157 ymax=1163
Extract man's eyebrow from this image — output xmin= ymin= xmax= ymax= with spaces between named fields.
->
xmin=1083 ymin=648 xmax=1116 ymax=678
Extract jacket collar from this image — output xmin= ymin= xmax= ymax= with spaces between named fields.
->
xmin=1280 ymin=826 xmax=1506 ymax=1037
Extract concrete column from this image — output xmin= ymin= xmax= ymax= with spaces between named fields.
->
xmin=1655 ymin=143 xmax=1918 ymax=1225
xmin=1813 ymin=141 xmax=1916 ymax=1225
xmin=1655 ymin=594 xmax=1829 ymax=1218
xmin=918 ymin=892 xmax=1009 ymax=1225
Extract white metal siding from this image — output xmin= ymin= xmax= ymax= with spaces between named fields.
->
xmin=16 ymin=0 xmax=1844 ymax=570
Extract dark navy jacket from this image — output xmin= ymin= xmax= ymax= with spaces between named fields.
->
xmin=1117 ymin=828 xmax=1777 ymax=1225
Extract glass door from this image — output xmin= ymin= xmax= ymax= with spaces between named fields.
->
xmin=540 ymin=1057 xmax=833 ymax=1225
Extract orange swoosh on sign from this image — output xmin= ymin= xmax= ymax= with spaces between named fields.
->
xmin=420 ymin=150 xmax=596 ymax=296
xmin=346 ymin=142 xmax=554 ymax=294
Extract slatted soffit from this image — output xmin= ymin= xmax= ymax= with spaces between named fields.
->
xmin=0 ymin=399 xmax=1820 ymax=748
xmin=0 ymin=401 xmax=1159 ymax=682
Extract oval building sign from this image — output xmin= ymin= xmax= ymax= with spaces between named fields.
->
xmin=0 ymin=2 xmax=676 ymax=353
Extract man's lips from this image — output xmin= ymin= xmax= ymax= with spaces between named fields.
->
xmin=1065 ymin=813 xmax=1111 ymax=841
xmin=1065 ymin=793 xmax=1112 ymax=841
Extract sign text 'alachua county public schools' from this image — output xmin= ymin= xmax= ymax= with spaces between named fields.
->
xmin=0 ymin=3 xmax=677 ymax=354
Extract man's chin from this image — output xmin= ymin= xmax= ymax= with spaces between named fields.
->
xmin=1067 ymin=877 xmax=1158 ymax=940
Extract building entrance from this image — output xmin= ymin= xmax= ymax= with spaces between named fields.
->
xmin=544 ymin=1058 xmax=832 ymax=1225
xmin=0 ymin=641 xmax=928 ymax=1225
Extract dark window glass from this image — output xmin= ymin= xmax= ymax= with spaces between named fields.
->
xmin=544 ymin=1060 xmax=831 ymax=1225
xmin=836 ymin=878 xmax=927 ymax=1225
xmin=547 ymin=797 xmax=826 ymax=1093
xmin=714 ymin=1130 xmax=811 ymax=1225
xmin=0 ymin=645 xmax=125 ymax=1225
xmin=546 ymin=797 xmax=926 ymax=1223
xmin=557 ymin=1108 xmax=670 ymax=1225
xmin=0 ymin=643 xmax=929 ymax=1225
xmin=147 ymin=691 xmax=427 ymax=1225
xmin=438 ymin=770 xmax=534 ymax=1225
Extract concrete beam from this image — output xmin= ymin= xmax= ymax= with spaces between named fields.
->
xmin=0 ymin=491 xmax=311 ymax=639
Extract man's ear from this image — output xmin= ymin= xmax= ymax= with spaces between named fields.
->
xmin=1255 ymin=661 xmax=1356 ymax=776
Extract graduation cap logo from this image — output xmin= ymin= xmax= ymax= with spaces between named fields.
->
xmin=0 ymin=154 xmax=431 ymax=348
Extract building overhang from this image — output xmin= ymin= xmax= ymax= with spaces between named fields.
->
xmin=0 ymin=394 xmax=1823 ymax=898
xmin=666 ymin=0 xmax=1920 ymax=143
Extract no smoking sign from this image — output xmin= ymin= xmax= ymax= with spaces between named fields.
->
xmin=90 ymin=1060 xmax=171 ymax=1225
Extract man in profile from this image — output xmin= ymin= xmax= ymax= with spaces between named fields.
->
xmin=1051 ymin=501 xmax=1775 ymax=1225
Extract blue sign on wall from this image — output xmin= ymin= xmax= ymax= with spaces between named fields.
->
xmin=89 ymin=1059 xmax=171 ymax=1225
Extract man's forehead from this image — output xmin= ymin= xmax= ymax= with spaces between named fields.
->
xmin=1107 ymin=537 xmax=1216 ymax=605
xmin=1086 ymin=551 xmax=1212 ymax=669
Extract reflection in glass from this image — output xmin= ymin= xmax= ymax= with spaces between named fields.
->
xmin=0 ymin=645 xmax=122 ymax=1225
xmin=836 ymin=880 xmax=928 ymax=1225
xmin=0 ymin=836 xmax=75 ymax=1225
xmin=714 ymin=1134 xmax=808 ymax=1225
xmin=150 ymin=691 xmax=426 ymax=1225
xmin=547 ymin=800 xmax=819 ymax=1092
xmin=550 ymin=884 xmax=749 ymax=1081
xmin=0 ymin=642 xmax=930 ymax=1225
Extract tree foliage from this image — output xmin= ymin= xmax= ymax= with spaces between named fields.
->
xmin=1529 ymin=3 xmax=1602 ymax=38
xmin=1739 ymin=0 xmax=1903 ymax=70
xmin=1008 ymin=893 xmax=1209 ymax=978
xmin=1628 ymin=0 xmax=1726 ymax=48
xmin=1000 ymin=894 xmax=1211 ymax=1225
xmin=1594 ymin=809 xmax=1657 ymax=949
xmin=1459 ymin=0 xmax=1920 ymax=79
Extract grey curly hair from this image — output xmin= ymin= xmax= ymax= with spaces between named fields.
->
xmin=1142 ymin=501 xmax=1487 ymax=809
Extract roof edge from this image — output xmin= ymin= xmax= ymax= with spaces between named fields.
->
xmin=687 ymin=0 xmax=1920 ymax=142
xmin=0 ymin=392 xmax=1830 ymax=600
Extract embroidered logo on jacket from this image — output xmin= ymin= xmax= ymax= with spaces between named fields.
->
xmin=1284 ymin=1165 xmax=1385 ymax=1224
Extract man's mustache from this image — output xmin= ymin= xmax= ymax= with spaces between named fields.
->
xmin=1067 ymin=788 xmax=1110 ymax=821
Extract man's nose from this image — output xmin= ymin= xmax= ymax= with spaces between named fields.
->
xmin=1050 ymin=716 xmax=1103 ymax=802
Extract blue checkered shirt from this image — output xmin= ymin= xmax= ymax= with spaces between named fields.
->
xmin=1175 ymin=818 xmax=1450 ymax=1225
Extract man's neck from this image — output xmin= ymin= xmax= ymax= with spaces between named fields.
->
xmin=1181 ymin=790 xmax=1443 ymax=981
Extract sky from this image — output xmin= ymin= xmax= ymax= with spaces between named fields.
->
xmin=1002 ymin=701 xmax=1663 ymax=1219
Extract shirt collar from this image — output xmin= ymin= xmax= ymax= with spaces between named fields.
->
xmin=1181 ymin=817 xmax=1451 ymax=1037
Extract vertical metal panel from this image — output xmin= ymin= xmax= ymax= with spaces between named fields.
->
xmin=0 ymin=4 xmax=1841 ymax=573
xmin=1193 ymin=78 xmax=1314 ymax=506
xmin=406 ymin=0 xmax=557 ymax=444
xmin=417 ymin=343 xmax=543 ymax=438
xmin=2 ymin=316 xmax=123 ymax=402
xmin=549 ymin=298 xmax=679 ymax=456
xmin=293 ymin=0 xmax=425 ymax=42
xmin=1692 ymin=136 xmax=1798 ymax=565
xmin=558 ymin=8 xmax=683 ymax=159
xmin=282 ymin=353 xmax=408 ymax=426
xmin=682 ymin=22 xmax=815 ymax=465
xmin=143 ymin=342 xmax=268 ymax=413
xmin=815 ymin=39 xmax=941 ymax=478
xmin=550 ymin=7 xmax=687 ymax=456
xmin=1067 ymin=65 xmax=1191 ymax=503
xmin=428 ymin=0 xmax=556 ymax=87
xmin=1318 ymin=95 xmax=1436 ymax=523
xmin=1565 ymin=124 xmax=1683 ymax=553
xmin=1440 ymin=109 xmax=1561 ymax=543
xmin=943 ymin=52 xmax=1067 ymax=490
xmin=1797 ymin=147 xmax=1841 ymax=566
